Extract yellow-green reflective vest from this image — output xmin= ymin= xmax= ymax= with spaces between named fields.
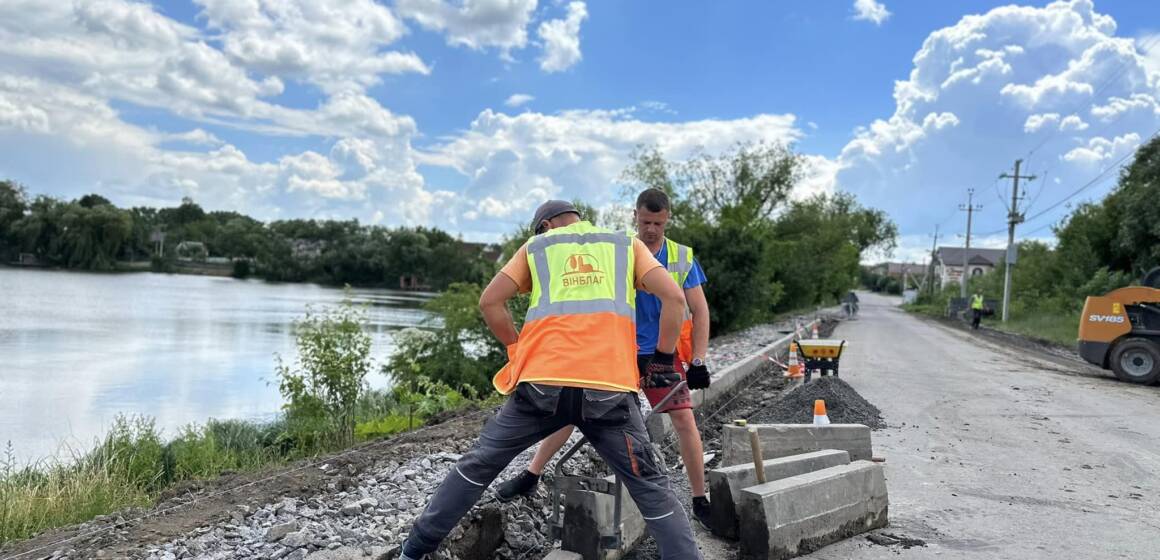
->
xmin=494 ymin=221 xmax=640 ymax=394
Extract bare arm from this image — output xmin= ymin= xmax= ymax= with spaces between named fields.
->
xmin=640 ymin=267 xmax=687 ymax=354
xmin=479 ymin=273 xmax=520 ymax=346
xmin=685 ymin=285 xmax=711 ymax=361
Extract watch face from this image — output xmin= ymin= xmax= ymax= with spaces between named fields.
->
xmin=692 ymin=358 xmax=704 ymax=367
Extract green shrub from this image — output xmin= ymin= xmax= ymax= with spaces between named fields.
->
xmin=275 ymin=294 xmax=374 ymax=449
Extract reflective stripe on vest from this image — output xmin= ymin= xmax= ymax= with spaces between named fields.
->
xmin=492 ymin=221 xmax=639 ymax=394
xmin=665 ymin=238 xmax=696 ymax=363
xmin=665 ymin=238 xmax=694 ymax=288
xmin=526 ymin=231 xmax=634 ymax=322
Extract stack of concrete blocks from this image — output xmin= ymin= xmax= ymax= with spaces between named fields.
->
xmin=710 ymin=424 xmax=889 ymax=560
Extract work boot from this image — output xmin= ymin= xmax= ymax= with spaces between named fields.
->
xmin=692 ymin=496 xmax=712 ymax=529
xmin=496 ymin=469 xmax=540 ymax=502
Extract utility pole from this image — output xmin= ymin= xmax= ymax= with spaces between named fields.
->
xmin=999 ymin=159 xmax=1037 ymax=322
xmin=925 ymin=225 xmax=940 ymax=297
xmin=958 ymin=189 xmax=982 ymax=299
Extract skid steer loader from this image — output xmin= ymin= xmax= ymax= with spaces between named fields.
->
xmin=1078 ymin=267 xmax=1160 ymax=384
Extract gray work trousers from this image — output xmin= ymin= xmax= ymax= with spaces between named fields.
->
xmin=403 ymin=382 xmax=702 ymax=559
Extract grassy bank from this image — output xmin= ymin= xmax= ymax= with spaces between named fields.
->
xmin=0 ymin=388 xmax=480 ymax=546
xmin=902 ymin=302 xmax=1077 ymax=348
xmin=990 ymin=311 xmax=1079 ymax=348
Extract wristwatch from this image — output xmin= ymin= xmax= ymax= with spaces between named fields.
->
xmin=691 ymin=358 xmax=704 ymax=367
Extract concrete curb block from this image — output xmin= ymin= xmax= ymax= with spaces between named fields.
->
xmin=561 ymin=476 xmax=645 ymax=560
xmin=707 ymin=450 xmax=850 ymax=540
xmin=738 ymin=461 xmax=889 ymax=560
xmin=721 ymin=424 xmax=873 ymax=467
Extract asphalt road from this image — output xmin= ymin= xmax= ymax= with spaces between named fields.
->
xmin=804 ymin=292 xmax=1160 ymax=560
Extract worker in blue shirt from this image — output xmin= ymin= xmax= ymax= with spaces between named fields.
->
xmin=495 ymin=188 xmax=715 ymax=528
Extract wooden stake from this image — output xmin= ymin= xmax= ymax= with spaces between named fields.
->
xmin=748 ymin=426 xmax=766 ymax=484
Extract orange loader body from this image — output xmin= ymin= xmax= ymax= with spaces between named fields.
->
xmin=1078 ymin=285 xmax=1160 ymax=384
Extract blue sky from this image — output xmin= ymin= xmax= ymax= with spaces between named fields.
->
xmin=1 ymin=0 xmax=1158 ymax=261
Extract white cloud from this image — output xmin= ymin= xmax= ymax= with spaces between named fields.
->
xmin=1059 ymin=114 xmax=1089 ymax=131
xmin=1140 ymin=34 xmax=1160 ymax=77
xmin=163 ymin=129 xmax=224 ymax=147
xmin=417 ymin=107 xmax=804 ymax=234
xmin=1090 ymin=93 xmax=1160 ymax=120
xmin=505 ymin=93 xmax=535 ymax=107
xmin=194 ymin=0 xmax=428 ymax=93
xmin=852 ymin=0 xmax=891 ymax=26
xmin=537 ymin=1 xmax=588 ymax=72
xmin=1024 ymin=113 xmax=1061 ymax=132
xmin=834 ymin=0 xmax=1160 ymax=245
xmin=397 ymin=0 xmax=538 ymax=53
xmin=1061 ymin=132 xmax=1140 ymax=165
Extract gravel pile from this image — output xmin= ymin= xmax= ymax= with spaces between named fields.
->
xmin=751 ymin=376 xmax=885 ymax=429
xmin=141 ymin=429 xmax=605 ymax=560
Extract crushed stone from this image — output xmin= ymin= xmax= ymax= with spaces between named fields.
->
xmin=750 ymin=376 xmax=885 ymax=429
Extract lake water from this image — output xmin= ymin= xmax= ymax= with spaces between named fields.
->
xmin=0 ymin=268 xmax=430 ymax=464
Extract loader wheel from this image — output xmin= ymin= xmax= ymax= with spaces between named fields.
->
xmin=1109 ymin=338 xmax=1160 ymax=384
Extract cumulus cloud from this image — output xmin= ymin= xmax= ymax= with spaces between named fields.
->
xmin=852 ymin=0 xmax=891 ymax=25
xmin=194 ymin=0 xmax=428 ymax=93
xmin=397 ymin=0 xmax=538 ymax=53
xmin=1061 ymin=132 xmax=1140 ymax=165
xmin=505 ymin=93 xmax=535 ymax=107
xmin=416 ymin=108 xmax=805 ymax=235
xmin=537 ymin=1 xmax=588 ymax=72
xmin=834 ymin=0 xmax=1160 ymax=263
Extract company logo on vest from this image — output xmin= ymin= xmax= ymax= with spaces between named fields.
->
xmin=562 ymin=254 xmax=604 ymax=287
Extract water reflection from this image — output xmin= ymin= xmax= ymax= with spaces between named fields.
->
xmin=0 ymin=268 xmax=430 ymax=464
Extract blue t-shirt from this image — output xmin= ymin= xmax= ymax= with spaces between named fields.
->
xmin=636 ymin=241 xmax=707 ymax=355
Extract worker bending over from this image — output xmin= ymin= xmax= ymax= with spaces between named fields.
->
xmin=497 ymin=188 xmax=715 ymax=527
xmin=394 ymin=200 xmax=703 ymax=560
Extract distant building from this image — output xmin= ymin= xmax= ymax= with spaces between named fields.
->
xmin=458 ymin=241 xmax=504 ymax=264
xmin=934 ymin=246 xmax=1006 ymax=288
xmin=871 ymin=262 xmax=927 ymax=279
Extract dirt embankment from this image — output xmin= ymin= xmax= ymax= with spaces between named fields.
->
xmin=2 ymin=314 xmax=859 ymax=560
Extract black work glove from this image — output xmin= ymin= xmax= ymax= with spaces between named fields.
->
xmin=686 ymin=363 xmax=711 ymax=390
xmin=642 ymin=351 xmax=681 ymax=388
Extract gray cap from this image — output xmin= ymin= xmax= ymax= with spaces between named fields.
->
xmin=531 ymin=200 xmax=579 ymax=232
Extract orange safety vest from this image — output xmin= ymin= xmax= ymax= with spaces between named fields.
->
xmin=492 ymin=221 xmax=638 ymax=394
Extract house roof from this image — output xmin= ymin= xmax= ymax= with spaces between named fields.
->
xmin=874 ymin=262 xmax=927 ymax=275
xmin=936 ymin=246 xmax=1006 ymax=267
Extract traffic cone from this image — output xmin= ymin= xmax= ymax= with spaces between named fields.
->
xmin=813 ymin=399 xmax=831 ymax=425
xmin=811 ymin=323 xmax=820 ymax=339
xmin=785 ymin=342 xmax=805 ymax=387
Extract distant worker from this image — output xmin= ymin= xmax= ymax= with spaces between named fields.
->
xmin=496 ymin=188 xmax=715 ymax=527
xmin=394 ymin=200 xmax=702 ymax=560
xmin=842 ymin=291 xmax=859 ymax=318
xmin=971 ymin=291 xmax=985 ymax=330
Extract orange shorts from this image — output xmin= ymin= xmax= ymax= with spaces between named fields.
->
xmin=639 ymin=355 xmax=693 ymax=413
